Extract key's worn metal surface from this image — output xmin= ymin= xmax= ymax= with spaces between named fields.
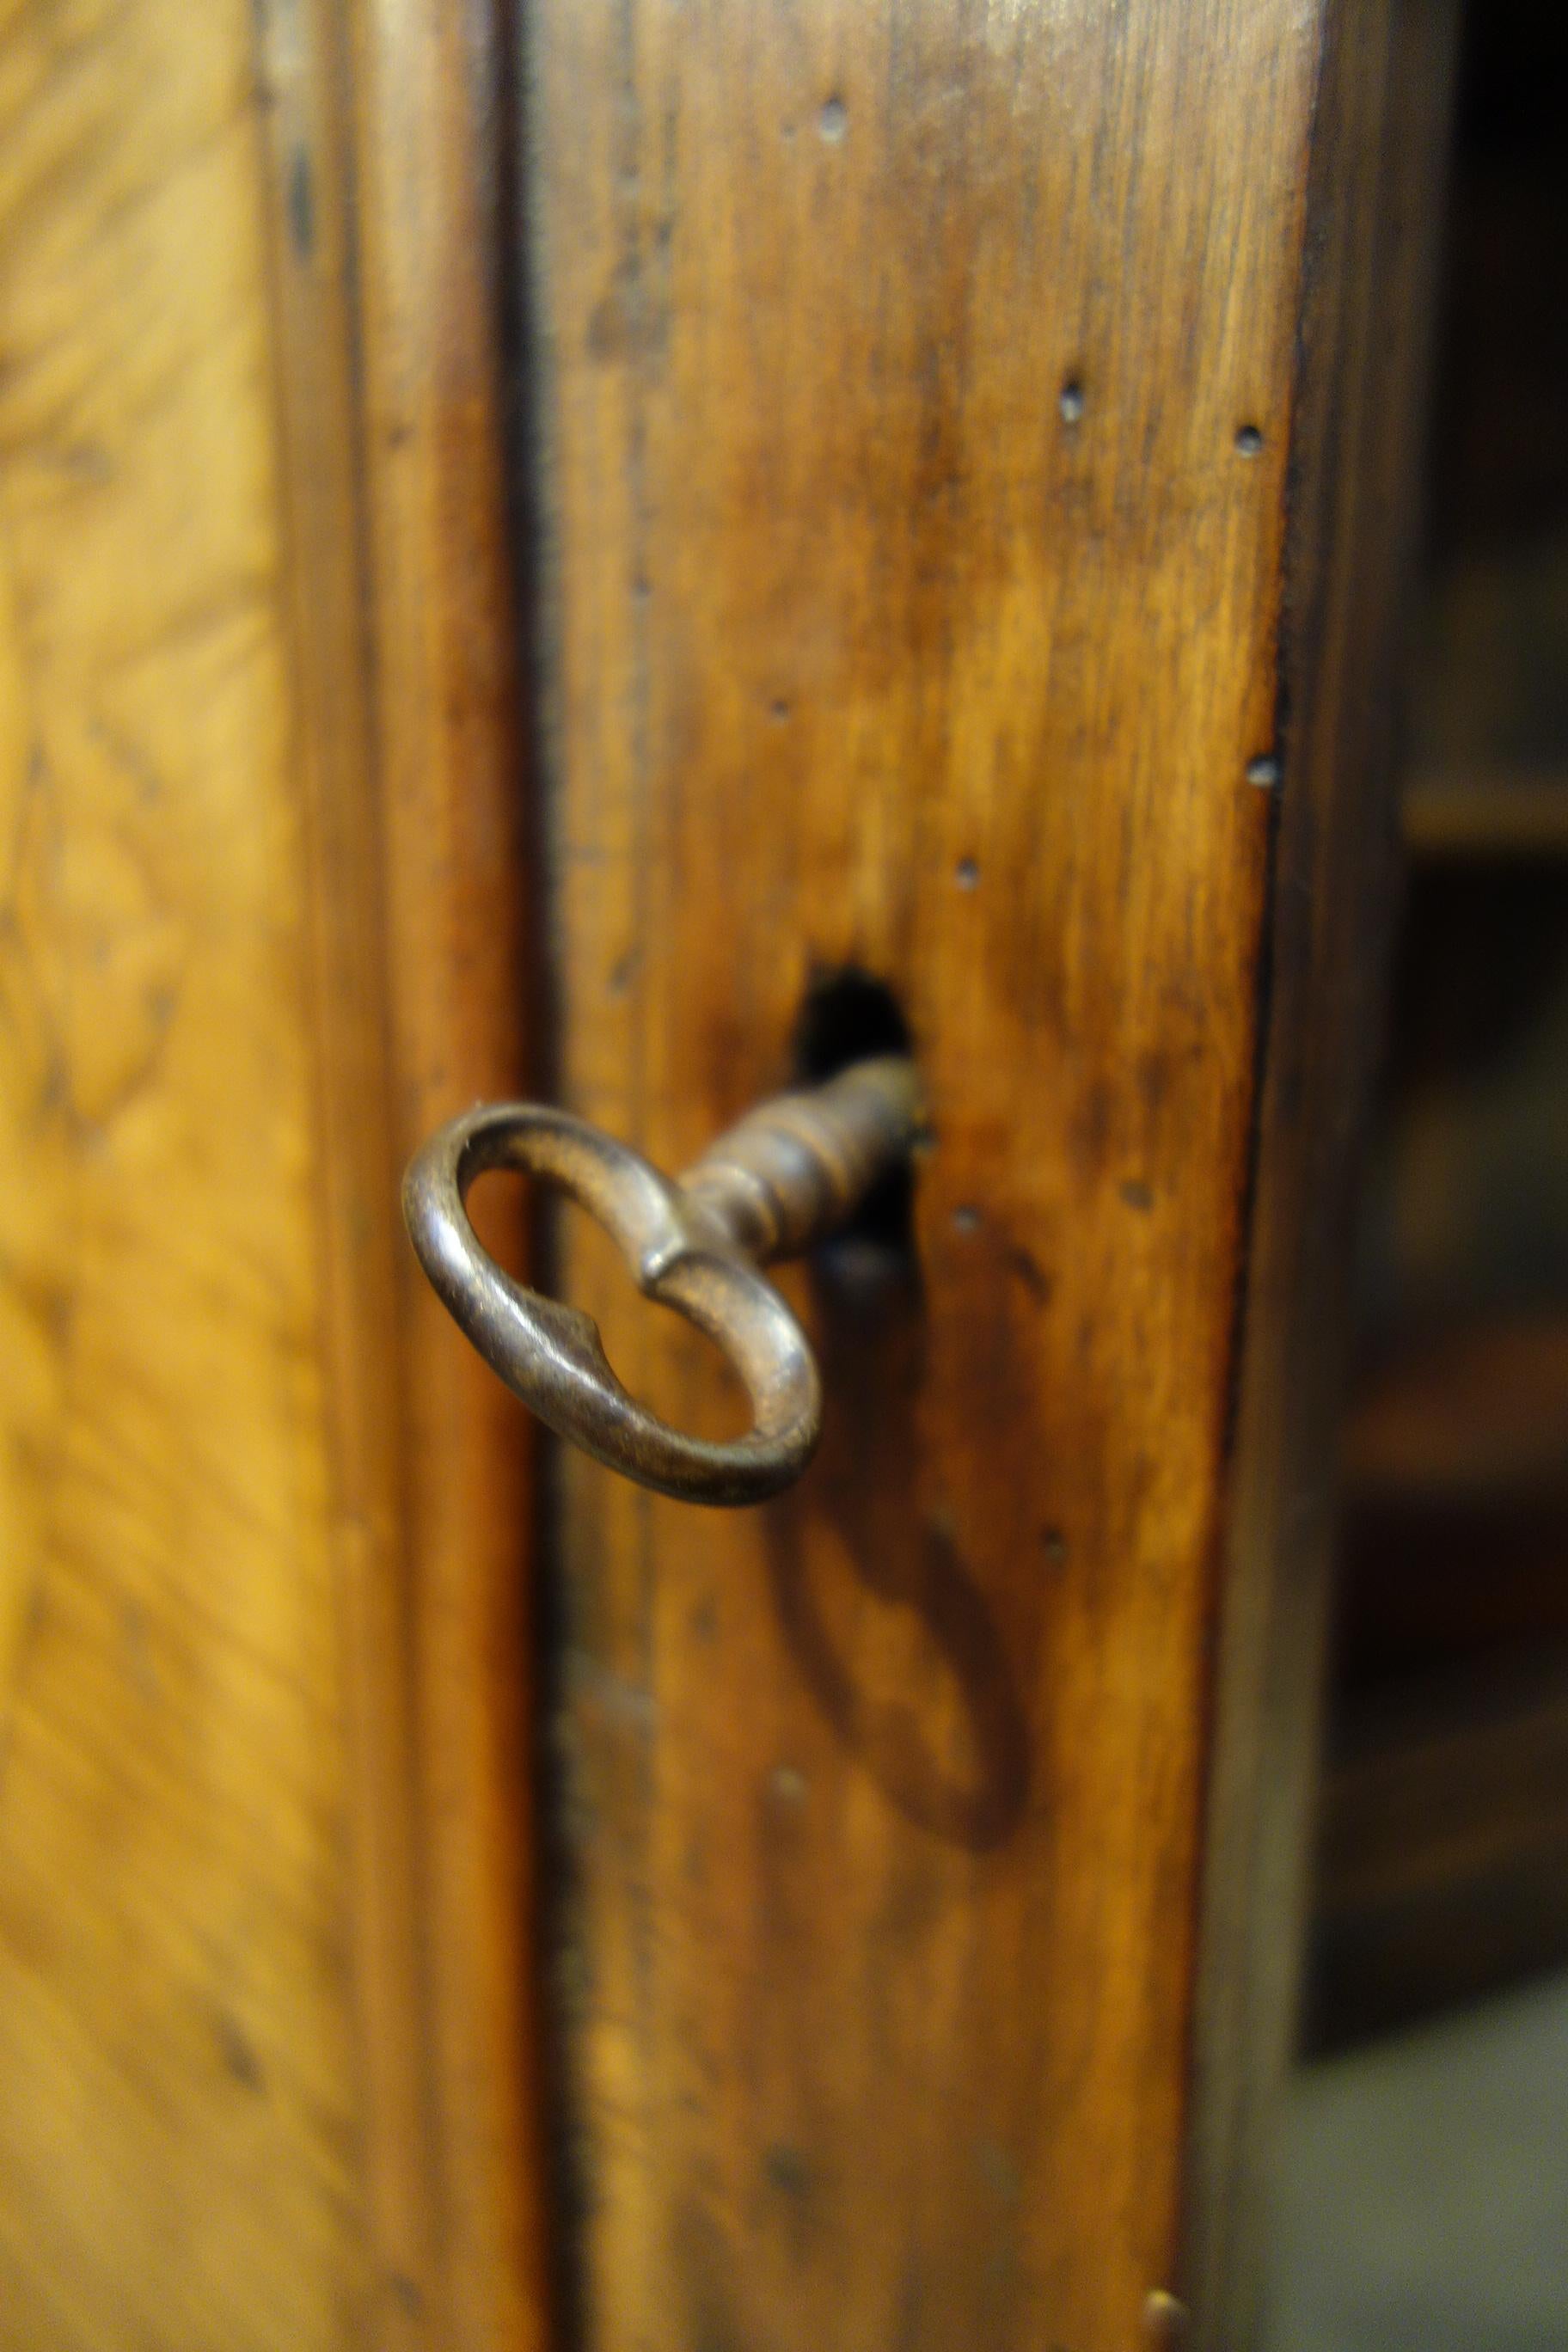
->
xmin=403 ymin=1057 xmax=923 ymax=1504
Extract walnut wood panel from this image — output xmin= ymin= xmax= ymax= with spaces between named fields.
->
xmin=0 ymin=2 xmax=368 ymax=2341
xmin=520 ymin=5 xmax=1406 ymax=2348
xmin=1186 ymin=4 xmax=1460 ymax=2338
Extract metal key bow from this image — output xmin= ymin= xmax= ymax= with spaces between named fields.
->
xmin=402 ymin=1057 xmax=922 ymax=1506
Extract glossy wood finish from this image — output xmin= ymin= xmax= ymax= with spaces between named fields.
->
xmin=519 ymin=4 xmax=1447 ymax=2346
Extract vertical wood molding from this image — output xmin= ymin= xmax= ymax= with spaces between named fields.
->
xmin=347 ymin=0 xmax=549 ymax=2330
xmin=251 ymin=0 xmax=437 ymax=2339
xmin=255 ymin=0 xmax=551 ymax=2344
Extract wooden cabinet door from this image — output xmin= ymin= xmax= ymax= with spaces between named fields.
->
xmin=0 ymin=3 xmax=1456 ymax=2349
xmin=511 ymin=7 xmax=1457 ymax=2350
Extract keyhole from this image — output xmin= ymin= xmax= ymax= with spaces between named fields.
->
xmin=793 ymin=965 xmax=917 ymax=1259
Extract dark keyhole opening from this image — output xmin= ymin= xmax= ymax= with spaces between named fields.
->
xmin=793 ymin=965 xmax=918 ymax=1259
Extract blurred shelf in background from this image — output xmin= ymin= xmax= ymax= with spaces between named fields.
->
xmin=1405 ymin=771 xmax=1568 ymax=859
xmin=1307 ymin=0 xmax=1568 ymax=2060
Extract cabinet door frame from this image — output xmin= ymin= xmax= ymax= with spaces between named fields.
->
xmin=265 ymin=2 xmax=1459 ymax=2346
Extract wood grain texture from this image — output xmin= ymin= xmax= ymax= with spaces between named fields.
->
xmin=258 ymin=0 xmax=551 ymax=2341
xmin=252 ymin=0 xmax=437 ymax=2338
xmin=0 ymin=1 xmax=547 ymax=2344
xmin=521 ymin=4 xmax=1361 ymax=2347
xmin=1186 ymin=3 xmax=1461 ymax=2338
xmin=344 ymin=2 xmax=551 ymax=2342
xmin=0 ymin=0 xmax=369 ymax=2340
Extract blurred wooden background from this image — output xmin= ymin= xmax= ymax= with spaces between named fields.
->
xmin=1308 ymin=0 xmax=1568 ymax=2054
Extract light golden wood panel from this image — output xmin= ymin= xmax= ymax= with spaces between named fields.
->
xmin=0 ymin=1 xmax=548 ymax=2345
xmin=0 ymin=2 xmax=367 ymax=2340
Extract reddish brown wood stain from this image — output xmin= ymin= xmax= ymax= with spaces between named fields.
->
xmin=1187 ymin=2 xmax=1461 ymax=2337
xmin=525 ymin=5 xmax=1320 ymax=2347
xmin=517 ymin=0 xmax=1476 ymax=2343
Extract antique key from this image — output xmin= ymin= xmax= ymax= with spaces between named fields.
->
xmin=402 ymin=1057 xmax=922 ymax=1505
